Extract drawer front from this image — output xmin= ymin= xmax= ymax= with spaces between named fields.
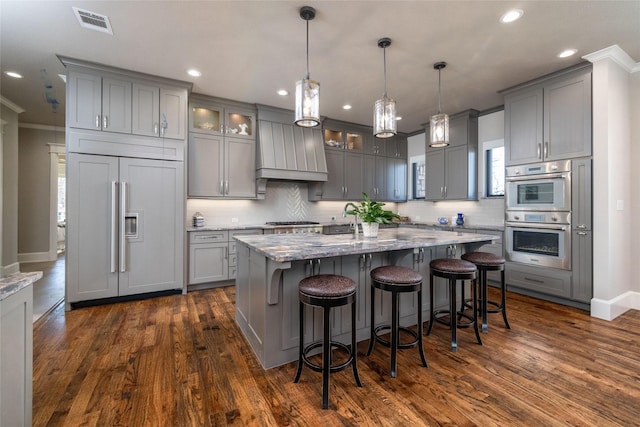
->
xmin=506 ymin=262 xmax=571 ymax=298
xmin=190 ymin=230 xmax=228 ymax=244
xmin=229 ymin=252 xmax=238 ymax=267
xmin=229 ymin=229 xmax=262 ymax=252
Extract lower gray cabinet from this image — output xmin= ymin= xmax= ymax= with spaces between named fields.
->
xmin=505 ymin=262 xmax=572 ymax=298
xmin=189 ymin=229 xmax=262 ymax=286
xmin=572 ymin=230 xmax=592 ymax=303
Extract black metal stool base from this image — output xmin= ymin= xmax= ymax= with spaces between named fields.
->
xmin=301 ymin=341 xmax=356 ymax=374
xmin=372 ymin=325 xmax=422 ymax=350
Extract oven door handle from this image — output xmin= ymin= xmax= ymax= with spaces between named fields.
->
xmin=506 ymin=222 xmax=567 ymax=231
xmin=505 ymin=172 xmax=568 ymax=182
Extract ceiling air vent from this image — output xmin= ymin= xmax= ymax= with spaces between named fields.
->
xmin=72 ymin=7 xmax=113 ymax=35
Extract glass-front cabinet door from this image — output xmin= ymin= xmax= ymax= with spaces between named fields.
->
xmin=226 ymin=110 xmax=254 ymax=140
xmin=324 ymin=128 xmax=344 ymax=149
xmin=345 ymin=132 xmax=363 ymax=151
xmin=191 ymin=105 xmax=223 ymax=134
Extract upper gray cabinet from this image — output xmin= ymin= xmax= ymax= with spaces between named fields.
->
xmin=188 ymin=95 xmax=256 ymax=199
xmin=424 ymin=109 xmax=479 ymax=201
xmin=503 ymin=63 xmax=592 ymax=166
xmin=67 ymin=70 xmax=187 ymax=140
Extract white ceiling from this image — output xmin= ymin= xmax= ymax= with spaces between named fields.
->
xmin=1 ymin=0 xmax=639 ymax=133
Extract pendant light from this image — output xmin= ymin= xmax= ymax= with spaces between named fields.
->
xmin=294 ymin=6 xmax=320 ymax=127
xmin=373 ymin=37 xmax=397 ymax=138
xmin=429 ymin=61 xmax=450 ymax=147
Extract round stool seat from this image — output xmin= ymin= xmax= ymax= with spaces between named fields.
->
xmin=299 ymin=274 xmax=357 ymax=299
xmin=371 ymin=265 xmax=422 ymax=285
xmin=430 ymin=259 xmax=477 ymax=280
xmin=461 ymin=252 xmax=505 ymax=268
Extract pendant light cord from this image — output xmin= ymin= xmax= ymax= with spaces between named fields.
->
xmin=305 ymin=19 xmax=310 ymax=79
xmin=383 ymin=47 xmax=388 ymax=98
xmin=437 ymin=68 xmax=442 ymax=114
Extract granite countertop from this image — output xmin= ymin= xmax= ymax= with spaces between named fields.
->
xmin=187 ymin=222 xmax=504 ymax=232
xmin=234 ymin=228 xmax=496 ymax=262
xmin=0 ymin=271 xmax=43 ymax=301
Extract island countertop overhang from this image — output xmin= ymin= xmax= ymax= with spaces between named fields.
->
xmin=234 ymin=228 xmax=496 ymax=262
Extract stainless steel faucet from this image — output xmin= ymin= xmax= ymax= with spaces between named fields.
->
xmin=342 ymin=203 xmax=359 ymax=236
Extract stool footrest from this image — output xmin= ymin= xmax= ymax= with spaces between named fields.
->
xmin=432 ymin=310 xmax=477 ymax=329
xmin=301 ymin=341 xmax=355 ymax=374
xmin=373 ymin=325 xmax=421 ymax=350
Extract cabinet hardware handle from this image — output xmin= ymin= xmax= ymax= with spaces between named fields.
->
xmin=367 ymin=253 xmax=372 ymax=269
xmin=103 ymin=116 xmax=108 ymax=129
xmin=576 ymin=224 xmax=587 ymax=229
xmin=96 ymin=115 xmax=101 ymax=128
xmin=225 ymin=247 xmax=228 ymax=260
xmin=154 ymin=123 xmax=159 ymax=135
xmin=440 ymin=186 xmax=444 ymax=198
xmin=524 ymin=277 xmax=544 ymax=284
xmin=110 ymin=181 xmax=118 ymax=273
xmin=120 ymin=181 xmax=127 ymax=273
xmin=544 ymin=142 xmax=549 ymax=158
xmin=577 ymin=231 xmax=588 ymax=236
xmin=220 ymin=181 xmax=224 ymax=194
xmin=225 ymin=180 xmax=229 ymax=195
xmin=537 ymin=143 xmax=542 ymax=159
xmin=443 ymin=186 xmax=447 ymax=198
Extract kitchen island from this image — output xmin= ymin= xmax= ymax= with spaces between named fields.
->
xmin=234 ymin=228 xmax=495 ymax=369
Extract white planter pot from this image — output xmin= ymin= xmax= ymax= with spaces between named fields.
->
xmin=361 ymin=222 xmax=379 ymax=238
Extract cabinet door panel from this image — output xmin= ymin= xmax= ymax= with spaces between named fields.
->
xmin=344 ymin=152 xmax=364 ymax=200
xmin=226 ymin=137 xmax=256 ymax=198
xmin=160 ymin=88 xmax=187 ymax=140
xmin=188 ymin=134 xmax=225 ymax=197
xmin=322 ymin=150 xmax=346 ymax=199
xmin=392 ymin=157 xmax=407 ymax=201
xmin=102 ymin=77 xmax=132 ymax=134
xmin=68 ymin=72 xmax=102 ymax=130
xmin=504 ymin=88 xmax=543 ymax=165
xmin=189 ymin=243 xmax=229 ymax=284
xmin=425 ymin=151 xmax=445 ymax=201
xmin=132 ymin=83 xmax=160 ymax=137
xmin=572 ymin=158 xmax=592 ymax=229
xmin=572 ymin=230 xmax=592 ymax=303
xmin=66 ymin=153 xmax=120 ymax=302
xmin=444 ymin=145 xmax=468 ymax=200
xmin=118 ymin=158 xmax=183 ymax=295
xmin=544 ymin=72 xmax=592 ymax=161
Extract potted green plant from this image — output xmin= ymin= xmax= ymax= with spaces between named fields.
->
xmin=344 ymin=193 xmax=400 ymax=237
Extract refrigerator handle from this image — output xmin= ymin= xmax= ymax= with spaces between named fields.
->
xmin=120 ymin=181 xmax=127 ymax=273
xmin=110 ymin=181 xmax=118 ymax=273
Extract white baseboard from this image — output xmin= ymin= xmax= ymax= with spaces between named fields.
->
xmin=18 ymin=251 xmax=54 ymax=264
xmin=591 ymin=291 xmax=640 ymax=320
xmin=1 ymin=262 xmax=20 ymax=277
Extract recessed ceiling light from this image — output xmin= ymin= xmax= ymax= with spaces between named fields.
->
xmin=187 ymin=69 xmax=202 ymax=77
xmin=342 ymin=104 xmax=352 ymax=110
xmin=277 ymin=89 xmax=289 ymax=96
xmin=500 ymin=9 xmax=524 ymax=23
xmin=395 ymin=116 xmax=402 ymax=121
xmin=5 ymin=71 xmax=23 ymax=79
xmin=558 ymin=49 xmax=578 ymax=58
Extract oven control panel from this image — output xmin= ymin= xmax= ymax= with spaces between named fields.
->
xmin=505 ymin=211 xmax=570 ymax=224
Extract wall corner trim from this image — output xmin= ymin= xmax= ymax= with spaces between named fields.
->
xmin=590 ymin=291 xmax=640 ymax=321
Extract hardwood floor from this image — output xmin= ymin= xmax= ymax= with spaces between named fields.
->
xmin=33 ymin=286 xmax=640 ymax=426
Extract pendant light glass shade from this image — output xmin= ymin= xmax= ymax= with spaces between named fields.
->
xmin=294 ymin=6 xmax=320 ymax=127
xmin=373 ymin=37 xmax=397 ymax=138
xmin=295 ymin=78 xmax=320 ymax=127
xmin=429 ymin=61 xmax=449 ymax=147
xmin=430 ymin=113 xmax=449 ymax=148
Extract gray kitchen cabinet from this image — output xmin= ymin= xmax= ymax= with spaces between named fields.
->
xmin=386 ymin=134 xmax=408 ymax=158
xmin=132 ymin=84 xmax=187 ymax=140
xmin=506 ymin=262 xmax=572 ymax=299
xmin=424 ymin=110 xmax=478 ymax=201
xmin=387 ymin=156 xmax=407 ymax=201
xmin=188 ymin=96 xmax=256 ymax=199
xmin=66 ymin=153 xmax=184 ymax=303
xmin=572 ymin=158 xmax=592 ymax=230
xmin=188 ymin=133 xmax=255 ymax=198
xmin=68 ymin=71 xmax=132 ymax=134
xmin=364 ymin=154 xmax=387 ymax=201
xmin=503 ymin=63 xmax=592 ymax=165
xmin=363 ymin=133 xmax=386 ymax=156
xmin=310 ymin=149 xmax=364 ymax=201
xmin=571 ymin=230 xmax=592 ymax=303
xmin=189 ymin=231 xmax=229 ymax=284
xmin=189 ymin=229 xmax=262 ymax=286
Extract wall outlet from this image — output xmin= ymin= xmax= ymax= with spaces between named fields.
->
xmin=231 ymin=217 xmax=239 ymax=223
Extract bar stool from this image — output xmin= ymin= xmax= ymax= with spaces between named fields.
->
xmin=366 ymin=266 xmax=428 ymax=378
xmin=426 ymin=258 xmax=482 ymax=352
xmin=461 ymin=252 xmax=510 ymax=333
xmin=293 ymin=274 xmax=362 ymax=409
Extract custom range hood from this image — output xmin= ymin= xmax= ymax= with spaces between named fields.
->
xmin=255 ymin=104 xmax=328 ymax=198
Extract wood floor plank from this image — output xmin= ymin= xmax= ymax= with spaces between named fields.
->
xmin=33 ymin=286 xmax=640 ymax=426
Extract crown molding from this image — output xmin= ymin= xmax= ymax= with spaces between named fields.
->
xmin=18 ymin=123 xmax=65 ymax=132
xmin=0 ymin=96 xmax=25 ymax=114
xmin=583 ymin=44 xmax=639 ymax=73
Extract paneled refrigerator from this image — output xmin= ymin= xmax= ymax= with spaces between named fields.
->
xmin=66 ymin=153 xmax=183 ymax=304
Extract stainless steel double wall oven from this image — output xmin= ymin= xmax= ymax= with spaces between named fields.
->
xmin=505 ymin=160 xmax=572 ymax=270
